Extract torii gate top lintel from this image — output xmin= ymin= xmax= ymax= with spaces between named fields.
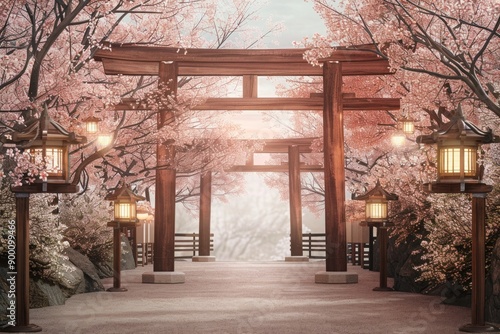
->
xmin=94 ymin=43 xmax=392 ymax=76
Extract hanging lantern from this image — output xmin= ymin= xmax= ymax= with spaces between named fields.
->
xmin=417 ymin=105 xmax=499 ymax=191
xmin=105 ymin=182 xmax=145 ymax=226
xmin=136 ymin=202 xmax=152 ymax=221
xmin=3 ymin=106 xmax=86 ymax=184
xmin=352 ymin=180 xmax=398 ymax=223
xmin=83 ymin=116 xmax=101 ymax=134
xmin=399 ymin=118 xmax=415 ymax=135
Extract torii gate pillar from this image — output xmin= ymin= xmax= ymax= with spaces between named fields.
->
xmin=285 ymin=145 xmax=308 ymax=262
xmin=193 ymin=170 xmax=216 ymax=262
xmin=315 ymin=61 xmax=358 ymax=284
xmin=143 ymin=61 xmax=185 ymax=284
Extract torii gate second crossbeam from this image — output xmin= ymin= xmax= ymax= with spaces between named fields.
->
xmin=93 ymin=44 xmax=400 ymax=284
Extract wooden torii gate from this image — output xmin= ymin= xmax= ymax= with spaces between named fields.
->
xmin=94 ymin=44 xmax=399 ymax=283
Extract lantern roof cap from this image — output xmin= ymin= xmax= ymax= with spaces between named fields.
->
xmin=4 ymin=106 xmax=86 ymax=148
xmin=417 ymin=105 xmax=499 ymax=145
xmin=352 ymin=179 xmax=398 ymax=201
xmin=82 ymin=115 xmax=102 ymax=122
xmin=137 ymin=201 xmax=154 ymax=215
xmin=105 ymin=182 xmax=145 ymax=202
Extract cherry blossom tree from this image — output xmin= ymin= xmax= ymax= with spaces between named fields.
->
xmin=0 ymin=0 xmax=280 ymax=276
xmin=272 ymin=0 xmax=500 ymax=290
xmin=0 ymin=0 xmax=277 ymax=193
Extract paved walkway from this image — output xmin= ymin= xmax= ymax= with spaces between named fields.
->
xmin=29 ymin=261 xmax=473 ymax=334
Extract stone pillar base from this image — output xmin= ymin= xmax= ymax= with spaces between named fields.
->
xmin=315 ymin=271 xmax=358 ymax=284
xmin=456 ymin=323 xmax=500 ymax=333
xmin=192 ymin=256 xmax=216 ymax=262
xmin=285 ymin=256 xmax=309 ymax=262
xmin=142 ymin=271 xmax=185 ymax=284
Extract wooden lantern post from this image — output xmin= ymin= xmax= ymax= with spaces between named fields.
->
xmin=104 ymin=182 xmax=145 ymax=292
xmin=136 ymin=203 xmax=152 ymax=265
xmin=417 ymin=106 xmax=500 ymax=333
xmin=1 ymin=106 xmax=86 ymax=332
xmin=353 ymin=180 xmax=398 ymax=291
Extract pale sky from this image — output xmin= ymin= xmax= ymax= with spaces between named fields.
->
xmin=229 ymin=0 xmax=328 ymax=138
xmin=259 ymin=0 xmax=327 ymax=47
xmin=179 ymin=1 xmax=328 ymax=259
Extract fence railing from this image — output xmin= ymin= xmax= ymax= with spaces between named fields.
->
xmin=136 ymin=233 xmax=214 ymax=266
xmin=301 ymin=233 xmax=370 ymax=268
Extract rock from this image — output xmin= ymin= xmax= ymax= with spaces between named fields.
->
xmin=64 ymin=248 xmax=104 ymax=293
xmin=389 ymin=229 xmax=433 ymax=293
xmin=92 ymin=235 xmax=135 ymax=278
xmin=121 ymin=235 xmax=136 ymax=270
xmin=94 ymin=261 xmax=113 ymax=278
xmin=0 ymin=264 xmax=10 ymax=325
xmin=55 ymin=257 xmax=84 ymax=298
xmin=29 ymin=277 xmax=66 ymax=308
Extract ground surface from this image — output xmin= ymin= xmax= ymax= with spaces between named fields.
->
xmin=28 ymin=261 xmax=474 ymax=333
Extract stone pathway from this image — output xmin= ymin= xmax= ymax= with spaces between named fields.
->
xmin=29 ymin=261 xmax=472 ymax=333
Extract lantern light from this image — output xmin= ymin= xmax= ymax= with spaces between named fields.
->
xmin=3 ymin=105 xmax=86 ymax=184
xmin=400 ymin=118 xmax=415 ymax=134
xmin=352 ymin=180 xmax=398 ymax=292
xmin=391 ymin=133 xmax=406 ymax=147
xmin=97 ymin=134 xmax=113 ymax=148
xmin=105 ymin=182 xmax=145 ymax=293
xmin=416 ymin=105 xmax=499 ymax=190
xmin=136 ymin=202 xmax=152 ymax=221
xmin=352 ymin=180 xmax=398 ymax=223
xmin=105 ymin=182 xmax=145 ymax=225
xmin=83 ymin=116 xmax=101 ymax=134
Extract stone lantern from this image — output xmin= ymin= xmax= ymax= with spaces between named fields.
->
xmin=417 ymin=107 xmax=499 ymax=332
xmin=352 ymin=180 xmax=398 ymax=291
xmin=105 ymin=182 xmax=145 ymax=292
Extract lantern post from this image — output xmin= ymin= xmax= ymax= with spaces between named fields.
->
xmin=352 ymin=180 xmax=398 ymax=291
xmin=104 ymin=182 xmax=145 ymax=292
xmin=136 ymin=203 xmax=153 ymax=266
xmin=416 ymin=107 xmax=500 ymax=333
xmin=1 ymin=106 xmax=86 ymax=332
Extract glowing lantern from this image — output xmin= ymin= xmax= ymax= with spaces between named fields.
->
xmin=352 ymin=180 xmax=398 ymax=291
xmin=4 ymin=106 xmax=86 ymax=184
xmin=136 ymin=205 xmax=150 ymax=221
xmin=97 ymin=134 xmax=112 ymax=148
xmin=416 ymin=106 xmax=498 ymax=190
xmin=83 ymin=116 xmax=101 ymax=134
xmin=399 ymin=118 xmax=415 ymax=134
xmin=105 ymin=182 xmax=145 ymax=225
xmin=352 ymin=180 xmax=398 ymax=223
xmin=105 ymin=182 xmax=145 ymax=292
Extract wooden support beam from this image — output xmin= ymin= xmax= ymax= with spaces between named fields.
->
xmin=99 ymin=58 xmax=392 ymax=76
xmin=95 ymin=44 xmax=386 ymax=63
xmin=259 ymin=138 xmax=318 ymax=153
xmin=198 ymin=171 xmax=212 ymax=256
xmin=243 ymin=75 xmax=258 ymax=98
xmin=15 ymin=194 xmax=34 ymax=329
xmin=226 ymin=164 xmax=323 ymax=172
xmin=154 ymin=61 xmax=178 ymax=272
xmin=289 ymin=145 xmax=303 ymax=256
xmin=323 ymin=61 xmax=347 ymax=272
xmin=114 ymin=97 xmax=400 ymax=111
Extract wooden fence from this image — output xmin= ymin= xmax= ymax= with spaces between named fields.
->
xmin=301 ymin=233 xmax=370 ymax=268
xmin=136 ymin=233 xmax=214 ymax=266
